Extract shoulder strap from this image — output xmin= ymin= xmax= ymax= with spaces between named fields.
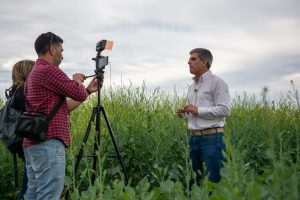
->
xmin=47 ymin=97 xmax=65 ymax=121
xmin=24 ymin=83 xmax=65 ymax=121
xmin=3 ymin=88 xmax=18 ymax=116
xmin=5 ymin=89 xmax=10 ymax=99
xmin=5 ymin=86 xmax=19 ymax=99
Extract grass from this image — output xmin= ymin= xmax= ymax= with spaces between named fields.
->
xmin=0 ymin=83 xmax=299 ymax=199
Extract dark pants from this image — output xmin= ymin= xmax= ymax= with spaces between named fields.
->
xmin=189 ymin=132 xmax=225 ymax=185
xmin=17 ymin=162 xmax=28 ymax=199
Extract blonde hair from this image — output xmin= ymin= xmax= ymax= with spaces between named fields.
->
xmin=11 ymin=60 xmax=35 ymax=88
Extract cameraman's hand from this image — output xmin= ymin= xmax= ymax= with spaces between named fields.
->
xmin=86 ymin=77 xmax=102 ymax=94
xmin=73 ymin=73 xmax=86 ymax=83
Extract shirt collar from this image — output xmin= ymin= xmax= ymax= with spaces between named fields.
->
xmin=36 ymin=58 xmax=58 ymax=68
xmin=192 ymin=70 xmax=212 ymax=83
xmin=36 ymin=58 xmax=49 ymax=65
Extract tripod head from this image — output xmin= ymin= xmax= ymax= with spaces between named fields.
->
xmin=92 ymin=53 xmax=108 ymax=75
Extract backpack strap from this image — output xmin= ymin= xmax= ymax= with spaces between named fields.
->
xmin=5 ymin=85 xmax=19 ymax=99
xmin=5 ymin=89 xmax=10 ymax=99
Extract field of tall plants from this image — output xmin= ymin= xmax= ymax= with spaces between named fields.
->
xmin=0 ymin=83 xmax=299 ymax=199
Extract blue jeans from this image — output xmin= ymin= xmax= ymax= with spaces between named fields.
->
xmin=24 ymin=139 xmax=65 ymax=200
xmin=189 ymin=132 xmax=225 ymax=185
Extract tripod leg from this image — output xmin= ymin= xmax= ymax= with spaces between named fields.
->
xmin=91 ymin=106 xmax=101 ymax=183
xmin=74 ymin=107 xmax=98 ymax=173
xmin=100 ymin=106 xmax=129 ymax=184
xmin=65 ymin=107 xmax=97 ymax=200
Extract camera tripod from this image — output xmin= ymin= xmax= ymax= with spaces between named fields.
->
xmin=65 ymin=70 xmax=128 ymax=199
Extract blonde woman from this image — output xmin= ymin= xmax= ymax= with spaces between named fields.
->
xmin=5 ymin=59 xmax=34 ymax=200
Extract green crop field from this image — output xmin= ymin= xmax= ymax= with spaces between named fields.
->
xmin=1 ymin=83 xmax=299 ymax=199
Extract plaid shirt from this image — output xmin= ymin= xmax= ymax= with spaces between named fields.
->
xmin=23 ymin=58 xmax=88 ymax=148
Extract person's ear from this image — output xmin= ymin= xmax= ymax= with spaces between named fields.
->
xmin=49 ymin=45 xmax=54 ymax=55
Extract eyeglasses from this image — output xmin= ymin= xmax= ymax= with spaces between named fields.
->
xmin=49 ymin=33 xmax=54 ymax=49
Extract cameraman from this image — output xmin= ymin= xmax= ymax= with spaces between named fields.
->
xmin=23 ymin=32 xmax=100 ymax=199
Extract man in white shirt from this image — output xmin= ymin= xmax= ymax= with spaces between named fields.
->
xmin=176 ymin=48 xmax=230 ymax=185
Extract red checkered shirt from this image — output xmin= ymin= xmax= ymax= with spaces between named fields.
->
xmin=23 ymin=58 xmax=88 ymax=148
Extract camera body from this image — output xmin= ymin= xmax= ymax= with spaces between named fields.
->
xmin=95 ymin=56 xmax=108 ymax=71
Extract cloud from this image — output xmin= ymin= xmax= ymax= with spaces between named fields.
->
xmin=0 ymin=0 xmax=300 ymax=100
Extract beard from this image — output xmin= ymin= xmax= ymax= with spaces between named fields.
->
xmin=53 ymin=55 xmax=62 ymax=66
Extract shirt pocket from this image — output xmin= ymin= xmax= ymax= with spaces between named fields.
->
xmin=197 ymin=90 xmax=213 ymax=103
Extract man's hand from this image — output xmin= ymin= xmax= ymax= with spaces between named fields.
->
xmin=86 ymin=77 xmax=103 ymax=94
xmin=184 ymin=104 xmax=198 ymax=114
xmin=73 ymin=73 xmax=86 ymax=83
xmin=176 ymin=108 xmax=185 ymax=118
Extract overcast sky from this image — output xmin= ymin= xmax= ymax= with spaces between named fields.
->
xmin=1 ymin=0 xmax=299 ymax=101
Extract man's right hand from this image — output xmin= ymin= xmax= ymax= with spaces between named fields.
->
xmin=176 ymin=108 xmax=185 ymax=118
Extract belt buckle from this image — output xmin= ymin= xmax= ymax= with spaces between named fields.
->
xmin=191 ymin=130 xmax=203 ymax=135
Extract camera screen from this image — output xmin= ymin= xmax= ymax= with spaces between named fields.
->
xmin=97 ymin=56 xmax=108 ymax=69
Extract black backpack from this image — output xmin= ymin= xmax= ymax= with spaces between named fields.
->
xmin=0 ymin=89 xmax=23 ymax=154
xmin=0 ymin=89 xmax=24 ymax=187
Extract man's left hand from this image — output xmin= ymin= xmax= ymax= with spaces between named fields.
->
xmin=86 ymin=77 xmax=103 ymax=94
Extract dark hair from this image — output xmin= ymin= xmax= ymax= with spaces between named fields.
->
xmin=34 ymin=32 xmax=63 ymax=55
xmin=189 ymin=48 xmax=213 ymax=69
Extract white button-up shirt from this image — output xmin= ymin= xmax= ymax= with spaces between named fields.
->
xmin=186 ymin=70 xmax=230 ymax=130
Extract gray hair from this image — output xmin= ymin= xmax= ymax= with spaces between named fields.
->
xmin=189 ymin=48 xmax=213 ymax=69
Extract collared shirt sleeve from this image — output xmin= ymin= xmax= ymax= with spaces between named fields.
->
xmin=197 ymin=79 xmax=230 ymax=119
xmin=43 ymin=65 xmax=88 ymax=102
